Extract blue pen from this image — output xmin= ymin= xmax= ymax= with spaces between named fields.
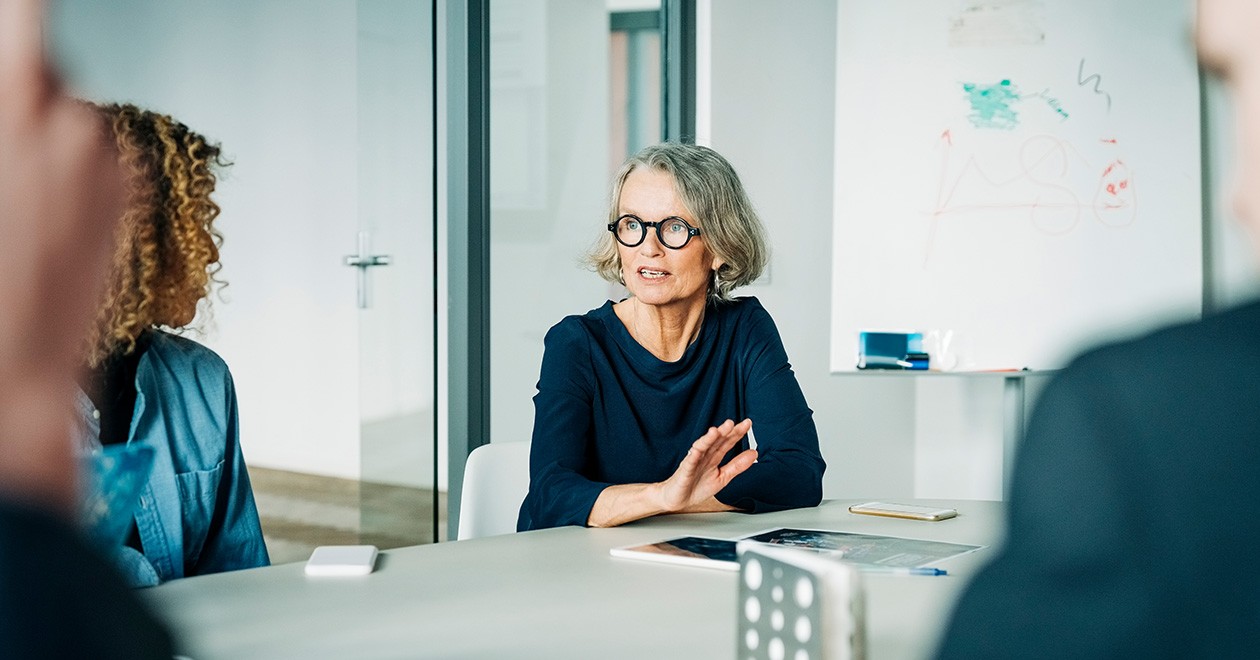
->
xmin=859 ymin=566 xmax=947 ymax=576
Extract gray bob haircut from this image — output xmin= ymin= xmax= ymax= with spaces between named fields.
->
xmin=588 ymin=143 xmax=768 ymax=302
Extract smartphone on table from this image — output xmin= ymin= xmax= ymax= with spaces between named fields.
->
xmin=848 ymin=501 xmax=958 ymax=522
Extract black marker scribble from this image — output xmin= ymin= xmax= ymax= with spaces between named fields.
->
xmin=1077 ymin=59 xmax=1112 ymax=112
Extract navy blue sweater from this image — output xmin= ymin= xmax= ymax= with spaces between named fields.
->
xmin=517 ymin=296 xmax=825 ymax=531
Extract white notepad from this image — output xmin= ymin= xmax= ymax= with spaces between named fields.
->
xmin=304 ymin=545 xmax=379 ymax=577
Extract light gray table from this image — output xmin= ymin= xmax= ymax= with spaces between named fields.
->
xmin=145 ymin=499 xmax=1004 ymax=659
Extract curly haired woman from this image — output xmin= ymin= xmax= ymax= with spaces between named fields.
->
xmin=77 ymin=103 xmax=268 ymax=587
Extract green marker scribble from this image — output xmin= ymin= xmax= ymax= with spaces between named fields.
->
xmin=962 ymin=79 xmax=1021 ymax=130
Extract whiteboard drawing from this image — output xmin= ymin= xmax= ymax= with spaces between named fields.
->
xmin=831 ymin=0 xmax=1201 ymax=372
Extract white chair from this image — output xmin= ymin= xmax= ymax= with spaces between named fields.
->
xmin=457 ymin=441 xmax=532 ymax=540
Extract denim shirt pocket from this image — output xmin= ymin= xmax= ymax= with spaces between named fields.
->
xmin=113 ymin=545 xmax=161 ymax=588
xmin=175 ymin=460 xmax=224 ymax=568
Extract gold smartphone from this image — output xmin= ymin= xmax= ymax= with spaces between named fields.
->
xmin=848 ymin=501 xmax=958 ymax=522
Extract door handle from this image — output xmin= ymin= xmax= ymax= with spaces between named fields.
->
xmin=344 ymin=231 xmax=392 ymax=309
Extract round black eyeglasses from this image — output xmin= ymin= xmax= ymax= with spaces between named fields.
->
xmin=607 ymin=214 xmax=702 ymax=250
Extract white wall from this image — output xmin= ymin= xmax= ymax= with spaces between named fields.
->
xmin=1205 ymin=78 xmax=1260 ymax=308
xmin=489 ymin=0 xmax=612 ymax=444
xmin=708 ymin=0 xmax=918 ymax=500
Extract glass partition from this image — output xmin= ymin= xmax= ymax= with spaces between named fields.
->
xmin=53 ymin=0 xmax=440 ymax=561
xmin=487 ymin=0 xmax=662 ymax=455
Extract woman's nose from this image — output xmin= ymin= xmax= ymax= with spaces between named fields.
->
xmin=638 ymin=228 xmax=665 ymax=255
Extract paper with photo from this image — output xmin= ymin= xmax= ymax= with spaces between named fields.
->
xmin=740 ymin=527 xmax=983 ymax=568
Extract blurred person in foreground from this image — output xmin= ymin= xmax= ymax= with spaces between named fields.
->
xmin=938 ymin=1 xmax=1260 ymax=657
xmin=0 ymin=0 xmax=174 ymax=656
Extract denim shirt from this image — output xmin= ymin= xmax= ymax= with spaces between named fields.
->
xmin=76 ymin=332 xmax=269 ymax=587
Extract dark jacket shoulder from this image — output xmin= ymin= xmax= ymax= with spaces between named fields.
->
xmin=1064 ymin=300 xmax=1260 ymax=383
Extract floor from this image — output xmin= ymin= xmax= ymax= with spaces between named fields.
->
xmin=250 ymin=467 xmax=448 ymax=566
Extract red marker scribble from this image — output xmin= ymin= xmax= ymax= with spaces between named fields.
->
xmin=924 ymin=132 xmax=1138 ymax=264
xmin=1094 ymin=159 xmax=1137 ymax=226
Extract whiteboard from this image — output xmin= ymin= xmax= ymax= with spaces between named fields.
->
xmin=829 ymin=0 xmax=1202 ymax=372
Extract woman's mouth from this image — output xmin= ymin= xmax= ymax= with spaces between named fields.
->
xmin=638 ymin=267 xmax=669 ymax=280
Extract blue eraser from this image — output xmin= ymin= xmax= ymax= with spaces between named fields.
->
xmin=858 ymin=332 xmax=924 ymax=370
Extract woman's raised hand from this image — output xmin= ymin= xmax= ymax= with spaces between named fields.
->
xmin=586 ymin=418 xmax=757 ymax=527
xmin=654 ymin=419 xmax=758 ymax=513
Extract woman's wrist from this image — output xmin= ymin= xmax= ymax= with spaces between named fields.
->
xmin=645 ymin=481 xmax=675 ymax=516
xmin=588 ymin=483 xmax=669 ymax=527
xmin=677 ymin=496 xmax=736 ymax=514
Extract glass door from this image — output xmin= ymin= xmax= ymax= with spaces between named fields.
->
xmin=52 ymin=0 xmax=439 ymax=562
xmin=355 ymin=0 xmax=442 ymax=546
xmin=486 ymin=0 xmax=662 ymax=459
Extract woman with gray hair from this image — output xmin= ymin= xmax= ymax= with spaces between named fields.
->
xmin=518 ymin=143 xmax=825 ymax=531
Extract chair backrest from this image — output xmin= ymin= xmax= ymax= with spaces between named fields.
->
xmin=457 ymin=441 xmax=532 ymax=540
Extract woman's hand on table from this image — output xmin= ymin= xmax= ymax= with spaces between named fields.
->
xmin=587 ymin=418 xmax=757 ymax=527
